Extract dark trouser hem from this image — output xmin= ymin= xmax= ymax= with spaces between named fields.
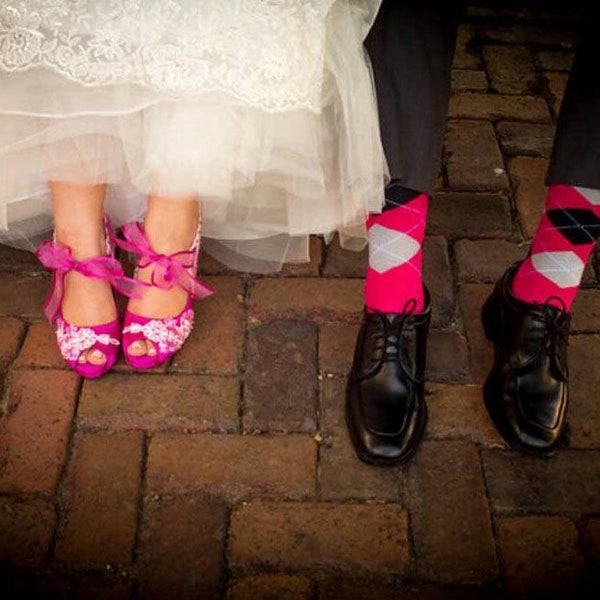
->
xmin=365 ymin=0 xmax=463 ymax=194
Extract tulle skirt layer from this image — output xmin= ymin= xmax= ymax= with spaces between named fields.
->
xmin=0 ymin=0 xmax=387 ymax=272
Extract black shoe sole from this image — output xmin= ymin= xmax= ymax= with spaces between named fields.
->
xmin=344 ymin=386 xmax=428 ymax=467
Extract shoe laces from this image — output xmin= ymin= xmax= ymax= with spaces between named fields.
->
xmin=534 ymin=298 xmax=570 ymax=376
xmin=368 ymin=299 xmax=420 ymax=382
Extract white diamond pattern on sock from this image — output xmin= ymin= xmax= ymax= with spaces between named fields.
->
xmin=575 ymin=186 xmax=600 ymax=206
xmin=531 ymin=250 xmax=585 ymax=289
xmin=368 ymin=224 xmax=420 ymax=274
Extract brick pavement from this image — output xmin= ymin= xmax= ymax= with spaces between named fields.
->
xmin=1 ymin=4 xmax=599 ymax=599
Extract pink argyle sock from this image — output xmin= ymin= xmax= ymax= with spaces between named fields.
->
xmin=364 ymin=193 xmax=428 ymax=313
xmin=512 ymin=185 xmax=600 ymax=312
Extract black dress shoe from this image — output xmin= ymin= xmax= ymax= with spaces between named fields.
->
xmin=482 ymin=263 xmax=570 ymax=457
xmin=345 ymin=291 xmax=430 ymax=466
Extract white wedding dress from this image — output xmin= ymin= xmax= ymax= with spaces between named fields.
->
xmin=0 ymin=0 xmax=387 ymax=272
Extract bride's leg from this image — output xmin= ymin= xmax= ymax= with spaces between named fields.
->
xmin=51 ymin=181 xmax=115 ymax=366
xmin=126 ymin=194 xmax=200 ymax=358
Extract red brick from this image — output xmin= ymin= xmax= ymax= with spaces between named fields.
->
xmin=496 ymin=121 xmax=555 ymax=158
xmin=453 ymin=24 xmax=481 ymax=70
xmin=0 ymin=498 xmax=55 ymax=567
xmin=319 ymin=426 xmax=401 ymax=501
xmin=319 ymin=323 xmax=358 ymax=376
xmin=244 ymin=322 xmax=317 ymax=433
xmin=454 ymin=239 xmax=526 ymax=284
xmin=0 ymin=273 xmax=48 ymax=319
xmin=319 ymin=580 xmax=503 ymax=600
xmin=544 ymin=71 xmax=569 ymax=115
xmin=170 ymin=276 xmax=244 ymax=374
xmin=137 ymin=495 xmax=227 ymax=600
xmin=483 ymin=45 xmax=536 ymax=95
xmin=496 ymin=516 xmax=588 ymax=598
xmin=55 ymin=431 xmax=143 ymax=564
xmin=0 ymin=317 xmax=25 ymax=369
xmin=458 ymin=284 xmax=495 ymax=385
xmin=322 ymin=233 xmax=367 ymax=278
xmin=0 ymin=243 xmax=41 ymax=271
xmin=248 ymin=278 xmax=363 ymax=323
xmin=227 ymin=575 xmax=313 ymax=600
xmin=14 ymin=321 xmax=66 ymax=369
xmin=426 ymin=331 xmax=470 ymax=384
xmin=320 ymin=378 xmax=346 ymax=431
xmin=0 ymin=369 xmax=78 ymax=493
xmin=448 ymin=93 xmax=551 ymax=122
xmin=423 ymin=236 xmax=455 ymax=329
xmin=445 ymin=120 xmax=509 ymax=191
xmin=567 ymin=335 xmax=600 ymax=449
xmin=73 ymin=576 xmax=133 ymax=600
xmin=482 ymin=449 xmax=600 ymax=514
xmin=147 ymin=433 xmax=316 ymax=499
xmin=581 ymin=518 xmax=600 ymax=572
xmin=507 ymin=156 xmax=548 ymax=239
xmin=451 ymin=69 xmax=488 ymax=93
xmin=536 ymin=50 xmax=574 ymax=72
xmin=571 ymin=289 xmax=600 ymax=332
xmin=425 ymin=384 xmax=505 ymax=447
xmin=428 ymin=193 xmax=512 ymax=241
xmin=78 ymin=373 xmax=239 ymax=433
xmin=406 ymin=441 xmax=498 ymax=584
xmin=228 ymin=501 xmax=409 ymax=577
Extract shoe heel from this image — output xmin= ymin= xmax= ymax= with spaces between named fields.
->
xmin=481 ymin=292 xmax=500 ymax=341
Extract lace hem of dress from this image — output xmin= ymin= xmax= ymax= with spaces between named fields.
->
xmin=0 ymin=0 xmax=335 ymax=112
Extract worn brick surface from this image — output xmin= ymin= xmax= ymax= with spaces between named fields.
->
xmin=571 ymin=289 xmax=600 ymax=332
xmin=451 ymin=69 xmax=488 ymax=92
xmin=477 ymin=23 xmax=577 ymax=47
xmin=444 ymin=120 xmax=509 ymax=191
xmin=318 ymin=323 xmax=359 ymax=376
xmin=458 ymin=284 xmax=495 ymax=385
xmin=496 ymin=516 xmax=588 ymax=598
xmin=0 ymin=317 xmax=25 ymax=369
xmin=406 ymin=441 xmax=498 ymax=584
xmin=170 ymin=277 xmax=244 ymax=374
xmin=496 ymin=121 xmax=555 ymax=157
xmin=78 ymin=373 xmax=239 ymax=432
xmin=322 ymin=234 xmax=367 ymax=278
xmin=426 ymin=332 xmax=470 ymax=383
xmin=226 ymin=575 xmax=312 ymax=600
xmin=137 ymin=495 xmax=227 ymax=600
xmin=244 ymin=322 xmax=317 ymax=433
xmin=0 ymin=244 xmax=42 ymax=272
xmin=0 ymin=273 xmax=48 ymax=318
xmin=453 ymin=24 xmax=481 ymax=70
xmin=535 ymin=50 xmax=574 ymax=72
xmin=147 ymin=433 xmax=316 ymax=499
xmin=73 ymin=577 xmax=133 ymax=600
xmin=507 ymin=155 xmax=548 ymax=239
xmin=425 ymin=384 xmax=505 ymax=447
xmin=581 ymin=518 xmax=600 ymax=572
xmin=0 ymin=498 xmax=55 ymax=567
xmin=428 ymin=193 xmax=512 ymax=241
xmin=567 ymin=335 xmax=600 ymax=449
xmin=13 ymin=321 xmax=66 ymax=369
xmin=319 ymin=426 xmax=401 ymax=501
xmin=544 ymin=70 xmax=570 ymax=115
xmin=482 ymin=449 xmax=600 ymax=514
xmin=228 ymin=502 xmax=409 ymax=577
xmin=483 ymin=45 xmax=536 ymax=94
xmin=319 ymin=377 xmax=346 ymax=431
xmin=0 ymin=370 xmax=78 ymax=493
xmin=278 ymin=236 xmax=323 ymax=278
xmin=249 ymin=278 xmax=363 ymax=323
xmin=448 ymin=92 xmax=551 ymax=122
xmin=454 ymin=239 xmax=526 ymax=283
xmin=423 ymin=236 xmax=455 ymax=328
xmin=55 ymin=431 xmax=143 ymax=564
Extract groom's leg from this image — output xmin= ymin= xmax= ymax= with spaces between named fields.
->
xmin=346 ymin=0 xmax=463 ymax=466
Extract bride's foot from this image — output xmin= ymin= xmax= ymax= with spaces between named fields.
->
xmin=116 ymin=197 xmax=213 ymax=369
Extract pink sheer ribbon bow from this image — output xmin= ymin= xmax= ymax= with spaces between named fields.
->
xmin=113 ymin=222 xmax=214 ymax=300
xmin=36 ymin=240 xmax=143 ymax=322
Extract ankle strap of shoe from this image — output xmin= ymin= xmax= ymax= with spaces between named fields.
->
xmin=36 ymin=239 xmax=142 ymax=322
xmin=111 ymin=221 xmax=214 ymax=300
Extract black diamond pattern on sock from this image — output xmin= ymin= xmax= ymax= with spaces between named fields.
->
xmin=547 ymin=209 xmax=600 ymax=245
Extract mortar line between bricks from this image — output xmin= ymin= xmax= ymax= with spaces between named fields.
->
xmin=237 ymin=276 xmax=252 ymax=433
xmin=130 ymin=430 xmax=149 ymax=581
xmin=218 ymin=504 xmax=233 ymax=599
xmin=47 ymin=374 xmax=85 ymax=565
xmin=475 ymin=443 xmax=506 ymax=591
